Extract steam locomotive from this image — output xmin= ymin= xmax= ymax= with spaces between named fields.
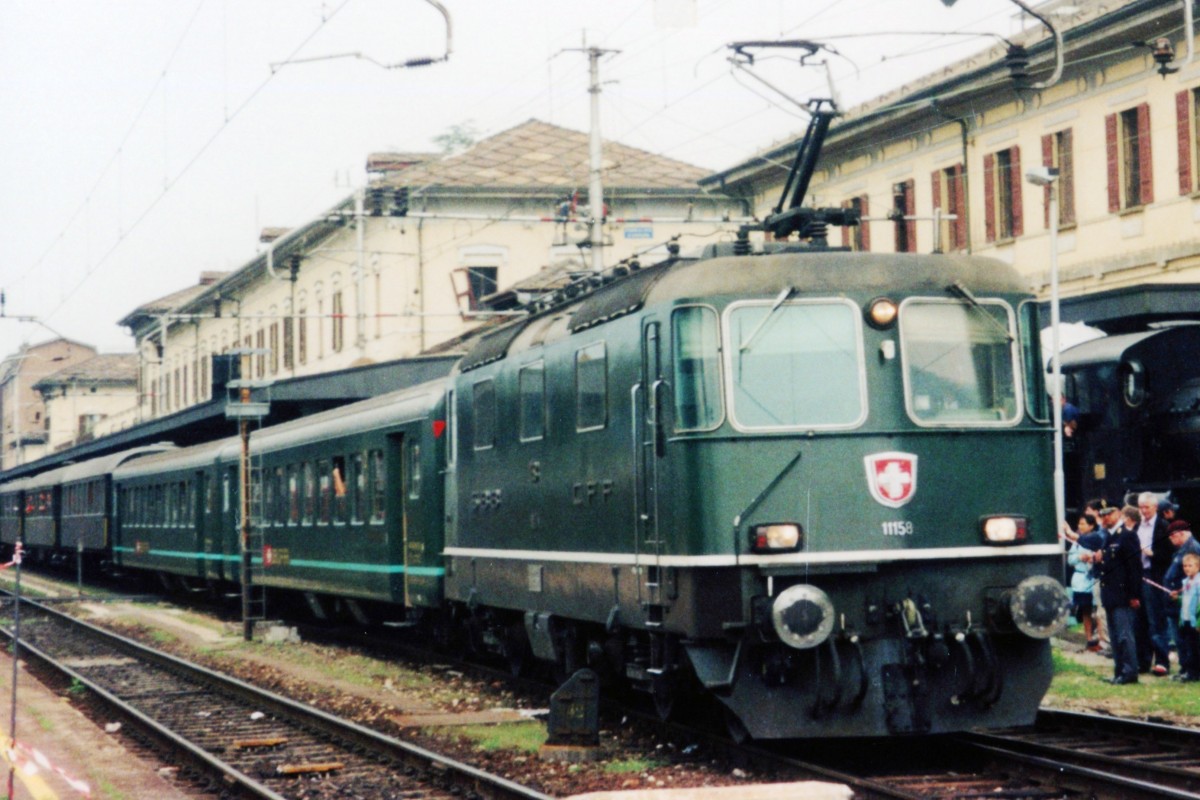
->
xmin=1060 ymin=324 xmax=1200 ymax=512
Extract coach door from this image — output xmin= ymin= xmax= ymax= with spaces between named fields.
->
xmin=634 ymin=318 xmax=670 ymax=626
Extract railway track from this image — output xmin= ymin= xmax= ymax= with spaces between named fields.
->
xmin=9 ymin=575 xmax=1200 ymax=800
xmin=0 ymin=594 xmax=552 ymax=800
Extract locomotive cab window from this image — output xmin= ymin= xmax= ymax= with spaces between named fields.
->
xmin=672 ymin=305 xmax=723 ymax=431
xmin=900 ymin=298 xmax=1021 ymax=425
xmin=726 ymin=299 xmax=865 ymax=429
xmin=576 ymin=342 xmax=607 ymax=431
xmin=1019 ymin=301 xmax=1049 ymax=422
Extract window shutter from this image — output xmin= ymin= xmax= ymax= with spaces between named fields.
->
xmin=1010 ymin=146 xmax=1023 ymax=238
xmin=953 ymin=165 xmax=967 ymax=250
xmin=983 ymin=153 xmax=996 ymax=243
xmin=1178 ymin=90 xmax=1192 ymax=196
xmin=1105 ymin=113 xmax=1120 ymax=212
xmin=1137 ymin=102 xmax=1153 ymax=205
xmin=931 ymin=170 xmax=942 ymax=212
xmin=1041 ymin=134 xmax=1054 ymax=228
xmin=841 ymin=204 xmax=850 ymax=248
xmin=860 ymin=194 xmax=870 ymax=252
xmin=904 ymin=179 xmax=916 ymax=252
xmin=1060 ymin=129 xmax=1075 ymax=224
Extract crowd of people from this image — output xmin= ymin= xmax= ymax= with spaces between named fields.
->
xmin=1061 ymin=493 xmax=1200 ymax=684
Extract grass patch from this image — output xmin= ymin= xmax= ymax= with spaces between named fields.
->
xmin=447 ymin=722 xmax=546 ymax=753
xmin=27 ymin=707 xmax=52 ymax=733
xmin=604 ymin=759 xmax=664 ymax=774
xmin=1048 ymin=645 xmax=1200 ymax=715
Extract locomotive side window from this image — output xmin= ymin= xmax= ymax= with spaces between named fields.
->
xmin=900 ymin=299 xmax=1020 ymax=425
xmin=1018 ymin=301 xmax=1049 ymax=422
xmin=576 ymin=342 xmax=608 ymax=431
xmin=671 ymin=306 xmax=723 ymax=431
xmin=473 ymin=379 xmax=496 ymax=450
xmin=518 ymin=361 xmax=546 ymax=442
xmin=727 ymin=300 xmax=865 ymax=429
xmin=1120 ymin=360 xmax=1146 ymax=407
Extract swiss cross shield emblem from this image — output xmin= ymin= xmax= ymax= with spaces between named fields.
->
xmin=864 ymin=452 xmax=918 ymax=508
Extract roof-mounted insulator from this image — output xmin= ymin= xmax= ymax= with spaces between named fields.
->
xmin=1006 ymin=44 xmax=1030 ymax=88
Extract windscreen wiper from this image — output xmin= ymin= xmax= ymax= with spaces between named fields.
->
xmin=740 ymin=286 xmax=795 ymax=352
xmin=946 ymin=280 xmax=1014 ymax=342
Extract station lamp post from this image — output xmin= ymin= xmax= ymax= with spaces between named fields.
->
xmin=1026 ymin=166 xmax=1063 ymax=531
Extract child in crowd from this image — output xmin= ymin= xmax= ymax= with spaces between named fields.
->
xmin=1068 ymin=513 xmax=1102 ymax=650
xmin=1178 ymin=552 xmax=1200 ymax=682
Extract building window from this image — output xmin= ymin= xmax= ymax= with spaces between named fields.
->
xmin=331 ymin=291 xmax=344 ymax=353
xmin=1041 ymin=129 xmax=1076 ymax=226
xmin=840 ymin=195 xmax=869 ymax=251
xmin=1106 ymin=104 xmax=1152 ymax=211
xmin=466 ymin=267 xmax=498 ymax=310
xmin=984 ymin=146 xmax=1022 ymax=242
xmin=297 ymin=309 xmax=308 ymax=365
xmin=255 ymin=329 xmax=266 ymax=376
xmin=891 ymin=180 xmax=916 ymax=253
xmin=283 ymin=317 xmax=295 ymax=369
xmin=931 ymin=164 xmax=967 ymax=251
xmin=78 ymin=414 xmax=103 ymax=441
xmin=269 ymin=323 xmax=279 ymax=375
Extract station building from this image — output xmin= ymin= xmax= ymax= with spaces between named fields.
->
xmin=121 ymin=119 xmax=747 ymax=423
xmin=0 ymin=339 xmax=98 ymax=469
xmin=702 ymin=0 xmax=1200 ymax=307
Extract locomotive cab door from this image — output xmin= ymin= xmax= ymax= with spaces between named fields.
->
xmin=634 ymin=318 xmax=671 ymax=626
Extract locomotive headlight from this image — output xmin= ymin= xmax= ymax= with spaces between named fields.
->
xmin=982 ymin=515 xmax=1028 ymax=544
xmin=750 ymin=523 xmax=802 ymax=553
xmin=771 ymin=584 xmax=835 ymax=649
xmin=866 ymin=297 xmax=898 ymax=329
xmin=1009 ymin=575 xmax=1070 ymax=638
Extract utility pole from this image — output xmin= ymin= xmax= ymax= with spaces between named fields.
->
xmin=566 ymin=43 xmax=619 ymax=273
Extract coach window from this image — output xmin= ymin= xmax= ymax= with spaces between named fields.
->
xmin=518 ymin=361 xmax=545 ymax=442
xmin=332 ymin=456 xmax=348 ymax=524
xmin=473 ymin=379 xmax=496 ymax=450
xmin=900 ymin=298 xmax=1020 ymax=425
xmin=369 ymin=449 xmax=385 ymax=524
xmin=727 ymin=299 xmax=865 ymax=430
xmin=302 ymin=462 xmax=316 ymax=525
xmin=576 ymin=342 xmax=607 ymax=431
xmin=264 ymin=471 xmax=277 ymax=527
xmin=317 ymin=459 xmax=332 ymax=525
xmin=1019 ymin=301 xmax=1048 ymax=422
xmin=351 ymin=452 xmax=366 ymax=523
xmin=408 ymin=443 xmax=421 ymax=499
xmin=272 ymin=467 xmax=285 ymax=525
xmin=672 ymin=306 xmax=723 ymax=431
xmin=287 ymin=465 xmax=300 ymax=525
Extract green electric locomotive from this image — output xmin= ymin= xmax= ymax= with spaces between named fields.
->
xmin=442 ymin=246 xmax=1067 ymax=738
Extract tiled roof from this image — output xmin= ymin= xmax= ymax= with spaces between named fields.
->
xmin=34 ymin=353 xmax=138 ymax=388
xmin=381 ymin=119 xmax=710 ymax=192
xmin=119 ymin=272 xmax=230 ymax=327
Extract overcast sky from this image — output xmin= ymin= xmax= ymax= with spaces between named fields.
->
xmin=0 ymin=0 xmax=1034 ymax=358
